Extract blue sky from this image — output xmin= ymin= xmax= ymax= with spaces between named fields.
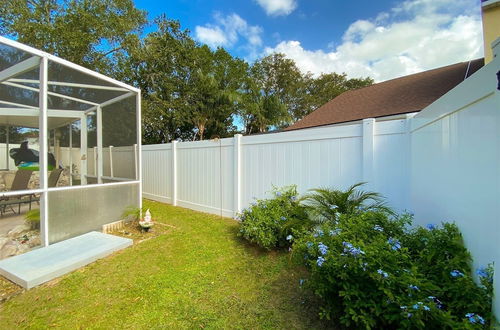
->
xmin=135 ymin=0 xmax=484 ymax=82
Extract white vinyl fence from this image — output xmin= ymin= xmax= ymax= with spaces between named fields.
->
xmin=142 ymin=118 xmax=410 ymax=218
xmin=142 ymin=54 xmax=500 ymax=315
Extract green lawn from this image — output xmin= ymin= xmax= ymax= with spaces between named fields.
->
xmin=0 ymin=200 xmax=332 ymax=329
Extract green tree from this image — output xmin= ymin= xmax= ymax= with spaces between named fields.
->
xmin=183 ymin=46 xmax=245 ymax=140
xmin=0 ymin=0 xmax=147 ymax=74
xmin=306 ymin=72 xmax=373 ymax=111
xmin=250 ymin=53 xmax=307 ymax=125
xmin=130 ymin=18 xmax=246 ymax=143
xmin=239 ymin=75 xmax=288 ymax=134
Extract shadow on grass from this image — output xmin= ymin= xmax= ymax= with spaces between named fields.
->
xmin=226 ymin=224 xmax=337 ymax=329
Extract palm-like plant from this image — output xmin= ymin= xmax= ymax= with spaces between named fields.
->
xmin=301 ymin=182 xmax=392 ymax=224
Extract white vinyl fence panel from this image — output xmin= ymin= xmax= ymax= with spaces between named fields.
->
xmin=142 ymin=144 xmax=172 ymax=203
xmin=142 ymin=119 xmax=410 ymax=217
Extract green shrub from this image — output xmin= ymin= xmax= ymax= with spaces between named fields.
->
xmin=238 ymin=186 xmax=310 ymax=250
xmin=402 ymin=223 xmax=494 ymax=323
xmin=293 ymin=212 xmax=493 ymax=329
xmin=301 ymin=182 xmax=393 ymax=224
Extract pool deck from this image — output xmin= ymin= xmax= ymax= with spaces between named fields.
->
xmin=0 ymin=231 xmax=132 ymax=288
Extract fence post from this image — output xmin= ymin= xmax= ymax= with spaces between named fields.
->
xmin=362 ymin=118 xmax=375 ymax=186
xmin=109 ymin=145 xmax=114 ymax=178
xmin=233 ymin=134 xmax=242 ymax=218
xmin=171 ymin=140 xmax=178 ymax=206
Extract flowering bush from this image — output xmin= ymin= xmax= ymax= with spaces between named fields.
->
xmin=293 ymin=211 xmax=494 ymax=329
xmin=237 ymin=186 xmax=310 ymax=250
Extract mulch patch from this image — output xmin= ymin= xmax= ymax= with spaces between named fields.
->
xmin=108 ymin=220 xmax=173 ymax=243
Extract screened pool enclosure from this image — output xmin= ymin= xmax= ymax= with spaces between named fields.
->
xmin=0 ymin=36 xmax=141 ymax=246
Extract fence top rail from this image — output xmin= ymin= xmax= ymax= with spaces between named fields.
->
xmin=241 ymin=123 xmax=363 ymax=146
xmin=410 ymin=59 xmax=497 ymax=133
xmin=142 ymin=144 xmax=172 ymax=151
xmin=177 ymin=138 xmax=233 ymax=149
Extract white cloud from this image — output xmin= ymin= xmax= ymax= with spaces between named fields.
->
xmin=264 ymin=0 xmax=483 ymax=81
xmin=195 ymin=26 xmax=228 ymax=47
xmin=195 ymin=13 xmax=263 ymax=55
xmin=255 ymin=0 xmax=297 ymax=16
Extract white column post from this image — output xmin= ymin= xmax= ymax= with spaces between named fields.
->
xmin=136 ymin=92 xmax=142 ymax=211
xmin=5 ymin=125 xmax=9 ymax=170
xmin=93 ymin=147 xmax=97 ymax=177
xmin=39 ymin=56 xmax=49 ymax=247
xmin=96 ymin=106 xmax=103 ymax=184
xmin=69 ymin=124 xmax=73 ymax=185
xmin=233 ymin=134 xmax=242 ymax=218
xmin=362 ymin=118 xmax=375 ymax=186
xmin=109 ymin=145 xmax=114 ymax=178
xmin=134 ymin=144 xmax=138 ymax=180
xmin=171 ymin=140 xmax=178 ymax=206
xmin=80 ymin=115 xmax=88 ymax=185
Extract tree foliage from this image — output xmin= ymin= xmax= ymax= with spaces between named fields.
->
xmin=1 ymin=3 xmax=373 ymax=143
xmin=0 ymin=0 xmax=147 ymax=74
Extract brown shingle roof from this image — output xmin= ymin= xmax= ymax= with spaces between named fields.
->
xmin=286 ymin=58 xmax=484 ymax=131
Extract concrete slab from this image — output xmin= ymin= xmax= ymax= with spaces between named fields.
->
xmin=0 ymin=231 xmax=132 ymax=288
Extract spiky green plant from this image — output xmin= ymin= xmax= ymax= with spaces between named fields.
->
xmin=301 ymin=182 xmax=392 ymax=224
xmin=122 ymin=206 xmax=141 ymax=222
xmin=25 ymin=209 xmax=40 ymax=230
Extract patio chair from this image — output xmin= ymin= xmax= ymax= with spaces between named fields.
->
xmin=0 ymin=170 xmax=33 ymax=216
xmin=48 ymin=168 xmax=63 ymax=188
xmin=28 ymin=169 xmax=64 ymax=207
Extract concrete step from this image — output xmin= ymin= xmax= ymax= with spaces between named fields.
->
xmin=0 ymin=231 xmax=132 ymax=289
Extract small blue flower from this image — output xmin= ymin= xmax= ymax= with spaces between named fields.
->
xmin=409 ymin=284 xmax=419 ymax=291
xmin=280 ymin=216 xmax=287 ymax=221
xmin=318 ymin=243 xmax=329 ymax=255
xmin=476 ymin=267 xmax=488 ymax=278
xmin=262 ymin=204 xmax=267 ymax=209
xmin=290 ymin=196 xmax=297 ymax=202
xmin=465 ymin=313 xmax=485 ymax=325
xmin=286 ymin=235 xmax=293 ymax=241
xmin=373 ymin=225 xmax=384 ymax=232
xmin=306 ymin=242 xmax=313 ymax=248
xmin=377 ymin=269 xmax=389 ymax=278
xmin=450 ymin=270 xmax=464 ymax=278
xmin=407 ymin=313 xmax=413 ymax=318
xmin=428 ymin=296 xmax=436 ymax=300
xmin=423 ymin=305 xmax=431 ymax=311
xmin=342 ymin=242 xmax=353 ymax=249
xmin=388 ymin=237 xmax=401 ymax=250
xmin=313 ymin=229 xmax=324 ymax=237
xmin=299 ymin=279 xmax=304 ymax=286
xmin=362 ymin=262 xmax=368 ymax=271
xmin=329 ymin=204 xmax=338 ymax=210
xmin=316 ymin=256 xmax=325 ymax=267
xmin=412 ymin=304 xmax=419 ymax=310
xmin=426 ymin=224 xmax=437 ymax=230
xmin=400 ymin=306 xmax=407 ymax=310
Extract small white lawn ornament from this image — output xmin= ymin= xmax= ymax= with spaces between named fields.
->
xmin=139 ymin=209 xmax=154 ymax=232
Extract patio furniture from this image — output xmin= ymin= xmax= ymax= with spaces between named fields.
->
xmin=48 ymin=168 xmax=63 ymax=188
xmin=28 ymin=169 xmax=64 ymax=207
xmin=0 ymin=170 xmax=33 ymax=216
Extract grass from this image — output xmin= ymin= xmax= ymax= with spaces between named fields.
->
xmin=0 ymin=200 xmax=332 ymax=329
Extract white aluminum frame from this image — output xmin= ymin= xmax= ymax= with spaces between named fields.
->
xmin=0 ymin=36 xmax=142 ymax=247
